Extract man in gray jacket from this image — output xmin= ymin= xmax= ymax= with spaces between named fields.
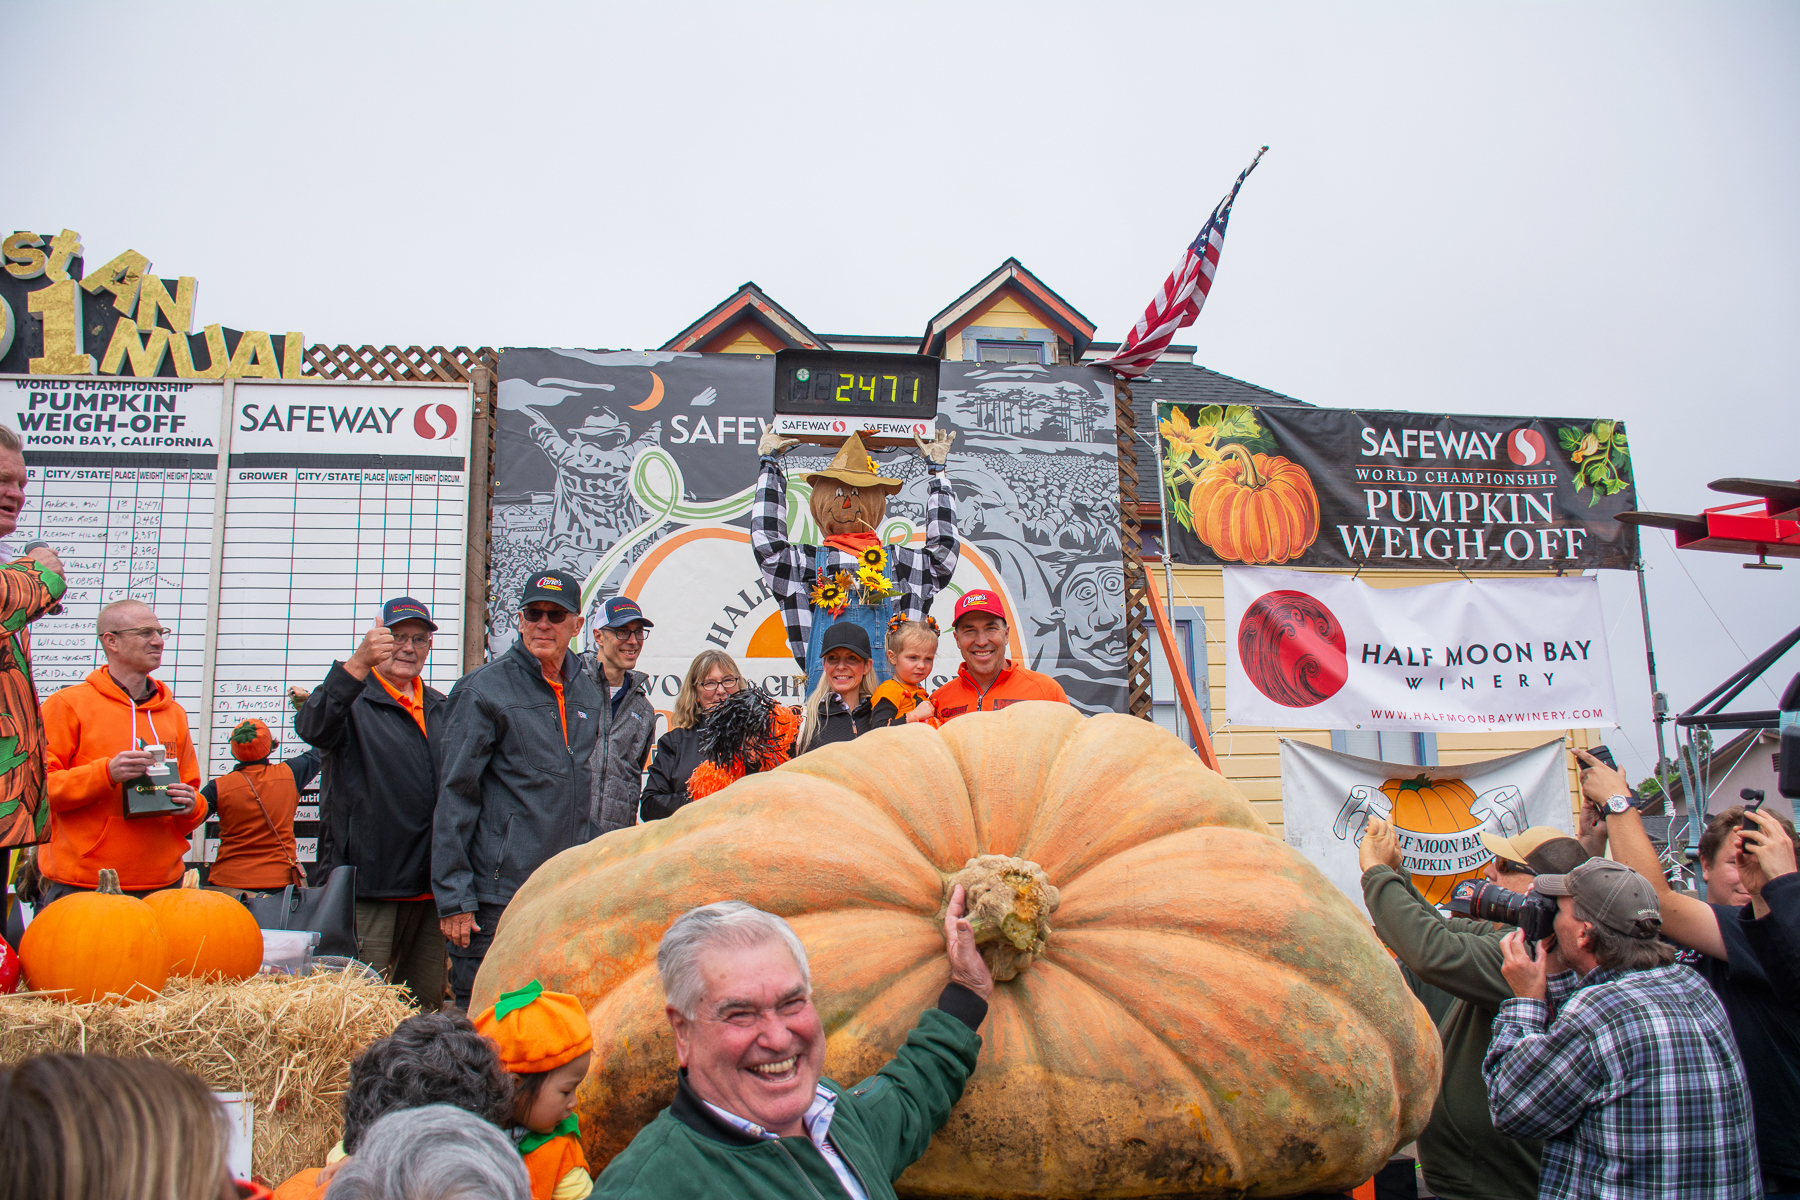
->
xmin=433 ymin=569 xmax=604 ymax=1008
xmin=581 ymin=596 xmax=658 ymax=833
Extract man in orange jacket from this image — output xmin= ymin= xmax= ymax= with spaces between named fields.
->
xmin=928 ymin=591 xmax=1068 ymax=721
xmin=38 ymin=599 xmax=203 ymax=904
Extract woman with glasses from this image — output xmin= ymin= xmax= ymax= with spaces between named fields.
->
xmin=641 ymin=651 xmax=746 ymax=822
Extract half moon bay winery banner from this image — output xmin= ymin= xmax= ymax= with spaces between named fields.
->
xmin=1223 ymin=567 xmax=1620 ymax=733
xmin=490 ymin=350 xmax=1125 ymax=715
xmin=1155 ymin=402 xmax=1638 ymax=569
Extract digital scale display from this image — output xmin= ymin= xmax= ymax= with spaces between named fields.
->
xmin=773 ymin=350 xmax=940 ymax=420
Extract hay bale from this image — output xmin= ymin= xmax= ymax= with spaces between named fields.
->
xmin=0 ymin=970 xmax=414 ymax=1182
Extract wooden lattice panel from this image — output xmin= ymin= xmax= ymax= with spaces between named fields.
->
xmin=300 ymin=344 xmax=497 ymax=384
xmin=1114 ymin=378 xmax=1153 ymax=719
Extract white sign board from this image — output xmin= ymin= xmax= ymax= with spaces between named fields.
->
xmin=1223 ymin=567 xmax=1618 ymax=733
xmin=5 ymin=376 xmax=473 ymax=860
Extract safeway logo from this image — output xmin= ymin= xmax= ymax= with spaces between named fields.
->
xmin=1505 ymin=427 xmax=1546 ymax=466
xmin=414 ymin=403 xmax=457 ymax=440
xmin=829 ymin=419 xmax=847 ymax=434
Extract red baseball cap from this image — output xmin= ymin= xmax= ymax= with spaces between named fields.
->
xmin=952 ymin=590 xmax=1008 ymax=627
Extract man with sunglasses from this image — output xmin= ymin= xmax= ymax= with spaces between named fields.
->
xmin=37 ymin=600 xmax=204 ymax=906
xmin=433 ymin=570 xmax=604 ymax=1008
xmin=1358 ymin=820 xmax=1593 ymax=1200
xmin=294 ymin=597 xmax=448 ymax=1006
xmin=580 ymin=597 xmax=658 ymax=834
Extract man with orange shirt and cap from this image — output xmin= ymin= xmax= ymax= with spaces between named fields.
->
xmin=37 ymin=599 xmax=204 ymax=905
xmin=294 ymin=596 xmax=448 ymax=1004
xmin=928 ymin=591 xmax=1067 ymax=722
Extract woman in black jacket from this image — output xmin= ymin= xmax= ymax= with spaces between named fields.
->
xmin=641 ymin=651 xmax=744 ymax=821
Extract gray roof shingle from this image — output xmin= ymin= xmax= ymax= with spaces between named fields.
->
xmin=1120 ymin=362 xmax=1311 ymax=437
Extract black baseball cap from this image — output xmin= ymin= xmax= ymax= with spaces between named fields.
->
xmin=520 ymin=570 xmax=582 ymax=614
xmin=381 ymin=597 xmax=437 ymax=631
xmin=819 ymin=622 xmax=872 ymax=660
xmin=593 ymin=596 xmax=654 ymax=630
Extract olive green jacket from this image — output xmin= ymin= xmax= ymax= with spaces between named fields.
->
xmin=595 ymin=994 xmax=983 ymax=1200
xmin=1363 ymin=864 xmax=1541 ymax=1200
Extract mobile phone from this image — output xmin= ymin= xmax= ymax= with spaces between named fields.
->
xmin=1587 ymin=745 xmax=1617 ymax=771
xmin=1739 ymin=789 xmax=1766 ymax=831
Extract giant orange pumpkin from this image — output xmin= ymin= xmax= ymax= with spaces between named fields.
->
xmin=476 ymin=703 xmax=1440 ymax=1198
xmin=1380 ymin=774 xmax=1488 ymax=906
xmin=20 ymin=868 xmax=169 ymax=1004
xmin=145 ymin=869 xmax=265 ymax=981
xmin=1190 ymin=444 xmax=1321 ymax=564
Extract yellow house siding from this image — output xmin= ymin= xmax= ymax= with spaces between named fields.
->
xmin=720 ymin=329 xmax=779 ymax=355
xmin=942 ymin=291 xmax=1056 ymax=360
xmin=1162 ymin=564 xmax=1594 ymax=840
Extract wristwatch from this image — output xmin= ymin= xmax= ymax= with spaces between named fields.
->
xmin=1603 ymin=793 xmax=1635 ymax=815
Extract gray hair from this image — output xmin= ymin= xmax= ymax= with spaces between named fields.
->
xmin=0 ymin=424 xmax=19 ymax=453
xmin=657 ymin=902 xmax=810 ymax=1019
xmin=323 ymin=1105 xmax=528 ymax=1200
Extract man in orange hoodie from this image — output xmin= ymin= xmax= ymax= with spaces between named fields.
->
xmin=928 ymin=590 xmax=1068 ymax=721
xmin=38 ymin=599 xmax=203 ymax=904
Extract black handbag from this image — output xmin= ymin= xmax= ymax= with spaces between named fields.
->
xmin=242 ymin=864 xmax=359 ymax=959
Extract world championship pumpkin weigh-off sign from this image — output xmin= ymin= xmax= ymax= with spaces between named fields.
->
xmin=1155 ymin=402 xmax=1639 ymax=570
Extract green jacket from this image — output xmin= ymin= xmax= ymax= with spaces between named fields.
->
xmin=596 ymin=994 xmax=983 ymax=1200
xmin=1363 ymin=865 xmax=1541 ymax=1200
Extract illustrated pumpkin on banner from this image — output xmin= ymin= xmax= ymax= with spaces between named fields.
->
xmin=751 ymin=426 xmax=959 ymax=693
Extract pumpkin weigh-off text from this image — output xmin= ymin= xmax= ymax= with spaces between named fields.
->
xmin=474 ymin=703 xmax=1441 ymax=1199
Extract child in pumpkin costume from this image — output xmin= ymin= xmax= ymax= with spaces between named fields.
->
xmin=475 ymin=980 xmax=596 ymax=1200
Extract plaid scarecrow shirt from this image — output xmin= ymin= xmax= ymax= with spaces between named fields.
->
xmin=1482 ymin=963 xmax=1760 ymax=1200
xmin=751 ymin=456 xmax=958 ymax=668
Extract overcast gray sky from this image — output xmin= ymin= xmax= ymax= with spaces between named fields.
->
xmin=7 ymin=1 xmax=1796 ymax=779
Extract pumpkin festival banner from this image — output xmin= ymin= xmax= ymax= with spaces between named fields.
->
xmin=1155 ymin=402 xmax=1638 ymax=570
xmin=1223 ymin=567 xmax=1619 ymax=732
xmin=1279 ymin=737 xmax=1574 ymax=917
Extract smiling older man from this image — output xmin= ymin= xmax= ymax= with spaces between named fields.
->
xmin=596 ymin=888 xmax=993 ymax=1199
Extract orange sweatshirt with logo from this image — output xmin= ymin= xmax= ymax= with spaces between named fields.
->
xmin=39 ymin=669 xmax=205 ymax=890
xmin=928 ymin=660 xmax=1069 ymax=722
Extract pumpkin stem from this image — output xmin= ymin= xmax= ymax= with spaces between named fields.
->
xmin=96 ymin=868 xmax=122 ymax=896
xmin=943 ymin=855 xmax=1060 ymax=983
xmin=181 ymin=868 xmax=201 ymax=889
xmin=1218 ymin=442 xmax=1264 ymax=489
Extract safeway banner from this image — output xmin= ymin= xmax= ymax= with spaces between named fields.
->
xmin=1280 ymin=738 xmax=1573 ymax=917
xmin=1223 ymin=567 xmax=1618 ymax=732
xmin=1156 ymin=403 xmax=1638 ymax=570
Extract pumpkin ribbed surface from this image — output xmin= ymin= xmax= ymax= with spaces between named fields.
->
xmin=145 ymin=882 xmax=265 ymax=981
xmin=1191 ymin=450 xmax=1321 ymax=565
xmin=19 ymin=869 xmax=169 ymax=1004
xmin=475 ymin=703 xmax=1440 ymax=1199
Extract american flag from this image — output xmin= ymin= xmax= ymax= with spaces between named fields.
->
xmin=1094 ymin=146 xmax=1267 ymax=378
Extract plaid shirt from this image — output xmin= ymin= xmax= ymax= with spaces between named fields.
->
xmin=1483 ymin=963 xmax=1760 ymax=1200
xmin=751 ymin=456 xmax=958 ymax=667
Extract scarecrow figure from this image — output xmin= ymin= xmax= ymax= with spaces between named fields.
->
xmin=753 ymin=426 xmax=958 ymax=692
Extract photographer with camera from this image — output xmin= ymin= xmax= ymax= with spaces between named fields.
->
xmin=1577 ymin=749 xmax=1800 ymax=1198
xmin=1359 ymin=818 xmax=1591 ymax=1200
xmin=1483 ymin=857 xmax=1758 ymax=1198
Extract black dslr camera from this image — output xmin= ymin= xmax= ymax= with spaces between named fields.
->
xmin=1450 ymin=879 xmax=1558 ymax=958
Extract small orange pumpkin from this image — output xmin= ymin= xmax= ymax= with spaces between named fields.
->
xmin=145 ymin=868 xmax=264 ymax=981
xmin=1190 ymin=444 xmax=1321 ymax=564
xmin=20 ymin=868 xmax=169 ymax=1003
xmin=229 ymin=718 xmax=273 ymax=762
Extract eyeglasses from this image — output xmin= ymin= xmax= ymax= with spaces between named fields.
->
xmin=1496 ymin=859 xmax=1537 ymax=877
xmin=103 ymin=626 xmax=171 ymax=639
xmin=520 ymin=607 xmax=575 ymax=625
xmin=699 ymin=676 xmax=742 ymax=694
xmin=604 ymin=626 xmax=650 ymax=643
xmin=392 ymin=633 xmax=433 ymax=648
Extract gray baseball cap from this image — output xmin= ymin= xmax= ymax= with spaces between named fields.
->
xmin=1534 ymin=859 xmax=1662 ymax=937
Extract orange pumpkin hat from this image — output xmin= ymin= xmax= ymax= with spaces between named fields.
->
xmin=474 ymin=979 xmax=593 ymax=1074
xmin=230 ymin=719 xmax=274 ymax=762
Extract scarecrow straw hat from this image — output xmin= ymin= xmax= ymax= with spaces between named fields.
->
xmin=804 ymin=431 xmax=902 ymax=494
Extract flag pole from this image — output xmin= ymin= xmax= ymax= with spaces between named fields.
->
xmin=1151 ymin=424 xmax=1185 ymax=745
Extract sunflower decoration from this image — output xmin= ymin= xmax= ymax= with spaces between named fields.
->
xmin=858 ymin=566 xmax=895 ymax=598
xmin=810 ymin=570 xmax=855 ymax=617
xmin=865 ymin=455 xmax=881 ymax=475
xmin=857 ymin=544 xmax=888 ymax=573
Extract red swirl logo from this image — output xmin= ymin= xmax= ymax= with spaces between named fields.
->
xmin=1237 ymin=590 xmax=1348 ymax=708
xmin=1506 ymin=427 xmax=1546 ymax=466
xmin=830 ymin=419 xmax=847 ymax=434
xmin=414 ymin=403 xmax=458 ymax=440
